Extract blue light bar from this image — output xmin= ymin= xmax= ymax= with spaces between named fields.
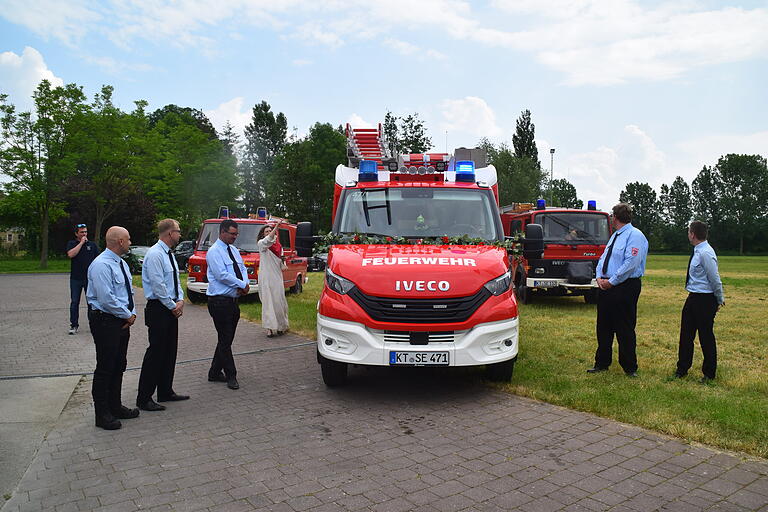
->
xmin=218 ymin=205 xmax=229 ymax=218
xmin=587 ymin=200 xmax=596 ymax=210
xmin=358 ymin=160 xmax=379 ymax=182
xmin=455 ymin=160 xmax=475 ymax=182
xmin=536 ymin=199 xmax=546 ymax=210
xmin=256 ymin=206 xmax=268 ymax=219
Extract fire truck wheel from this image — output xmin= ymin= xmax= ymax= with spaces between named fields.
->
xmin=319 ymin=355 xmax=348 ymax=387
xmin=485 ymin=358 xmax=515 ymax=382
xmin=515 ymin=273 xmax=531 ymax=305
xmin=290 ymin=274 xmax=303 ymax=294
xmin=583 ymin=289 xmax=598 ymax=304
xmin=187 ymin=289 xmax=206 ymax=304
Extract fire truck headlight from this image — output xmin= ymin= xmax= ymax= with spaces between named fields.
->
xmin=483 ymin=271 xmax=512 ymax=296
xmin=192 ymin=265 xmax=201 ymax=273
xmin=325 ymin=268 xmax=356 ymax=295
xmin=247 ymin=266 xmax=255 ymax=275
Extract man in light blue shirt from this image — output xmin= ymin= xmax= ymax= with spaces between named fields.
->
xmin=588 ymin=203 xmax=649 ymax=377
xmin=86 ymin=226 xmax=138 ymax=430
xmin=137 ymin=218 xmax=190 ymax=412
xmin=206 ymin=219 xmax=249 ymax=390
xmin=674 ymin=221 xmax=725 ymax=383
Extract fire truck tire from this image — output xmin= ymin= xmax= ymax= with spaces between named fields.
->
xmin=584 ymin=289 xmax=598 ymax=304
xmin=319 ymin=354 xmax=348 ymax=387
xmin=485 ymin=358 xmax=515 ymax=382
xmin=187 ymin=289 xmax=206 ymax=304
xmin=290 ymin=274 xmax=303 ymax=294
xmin=515 ymin=273 xmax=531 ymax=304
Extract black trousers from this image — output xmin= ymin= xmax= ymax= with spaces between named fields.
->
xmin=137 ymin=300 xmax=179 ymax=403
xmin=208 ymin=296 xmax=240 ymax=378
xmin=676 ymin=293 xmax=718 ymax=379
xmin=595 ymin=278 xmax=641 ymax=373
xmin=69 ymin=278 xmax=87 ymax=328
xmin=89 ymin=310 xmax=130 ymax=416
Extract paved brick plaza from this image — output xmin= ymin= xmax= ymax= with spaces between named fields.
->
xmin=1 ymin=274 xmax=767 ymax=511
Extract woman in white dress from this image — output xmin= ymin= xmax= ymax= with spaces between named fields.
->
xmin=257 ymin=221 xmax=289 ymax=337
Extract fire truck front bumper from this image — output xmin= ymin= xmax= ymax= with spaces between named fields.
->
xmin=316 ymin=314 xmax=518 ymax=367
xmin=526 ymin=277 xmax=597 ymax=289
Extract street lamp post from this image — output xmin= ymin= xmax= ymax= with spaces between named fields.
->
xmin=549 ymin=148 xmax=555 ymax=205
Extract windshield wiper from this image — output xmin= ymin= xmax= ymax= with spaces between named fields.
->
xmin=360 ymin=188 xmax=392 ymax=227
xmin=546 ymin=215 xmax=598 ymax=243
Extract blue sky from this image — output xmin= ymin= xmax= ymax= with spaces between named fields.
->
xmin=1 ymin=0 xmax=766 ymax=209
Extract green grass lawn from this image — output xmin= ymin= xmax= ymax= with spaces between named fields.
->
xmin=125 ymin=257 xmax=768 ymax=457
xmin=0 ymin=257 xmax=71 ymax=273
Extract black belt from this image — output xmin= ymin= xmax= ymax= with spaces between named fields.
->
xmin=87 ymin=306 xmax=120 ymax=320
xmin=688 ymin=292 xmax=714 ymax=296
xmin=208 ymin=295 xmax=238 ymax=303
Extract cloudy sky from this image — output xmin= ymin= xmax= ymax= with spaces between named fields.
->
xmin=1 ymin=0 xmax=766 ymax=208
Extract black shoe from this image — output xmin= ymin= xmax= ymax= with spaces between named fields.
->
xmin=111 ymin=405 xmax=139 ymax=419
xmin=227 ymin=377 xmax=240 ymax=390
xmin=95 ymin=414 xmax=122 ymax=430
xmin=586 ymin=367 xmax=608 ymax=373
xmin=157 ymin=393 xmax=190 ymax=402
xmin=700 ymin=376 xmax=714 ymax=384
xmin=137 ymin=399 xmax=166 ymax=411
xmin=625 ymin=371 xmax=638 ymax=378
xmin=208 ymin=373 xmax=227 ymax=382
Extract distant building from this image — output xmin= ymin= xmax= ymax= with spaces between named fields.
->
xmin=1 ymin=227 xmax=25 ymax=253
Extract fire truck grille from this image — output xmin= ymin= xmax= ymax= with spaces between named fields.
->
xmin=348 ymin=287 xmax=492 ymax=323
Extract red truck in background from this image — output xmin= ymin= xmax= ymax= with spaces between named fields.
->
xmin=185 ymin=209 xmax=311 ymax=303
xmin=315 ymin=124 xmax=519 ymax=387
xmin=500 ymin=200 xmax=612 ymax=304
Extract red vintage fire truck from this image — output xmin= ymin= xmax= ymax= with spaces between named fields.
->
xmin=315 ymin=124 xmax=519 ymax=387
xmin=500 ymin=201 xmax=612 ymax=304
xmin=185 ymin=208 xmax=311 ymax=303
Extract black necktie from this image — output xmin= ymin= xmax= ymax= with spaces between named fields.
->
xmin=685 ymin=251 xmax=694 ymax=286
xmin=168 ymin=250 xmax=179 ymax=302
xmin=601 ymin=233 xmax=621 ymax=277
xmin=119 ymin=260 xmax=134 ymax=312
xmin=227 ymin=245 xmax=244 ymax=281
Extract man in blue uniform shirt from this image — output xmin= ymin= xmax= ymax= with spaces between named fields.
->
xmin=588 ymin=203 xmax=649 ymax=377
xmin=136 ymin=218 xmax=189 ymax=412
xmin=674 ymin=221 xmax=725 ymax=383
xmin=66 ymin=223 xmax=98 ymax=334
xmin=86 ymin=226 xmax=139 ymax=430
xmin=206 ymin=219 xmax=249 ymax=390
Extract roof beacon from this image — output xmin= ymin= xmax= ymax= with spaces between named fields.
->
xmin=218 ymin=206 xmax=229 ymax=218
xmin=256 ymin=207 xmax=268 ymax=219
xmin=536 ymin=199 xmax=546 ymax=210
xmin=587 ymin=200 xmax=597 ymax=211
xmin=358 ymin=160 xmax=379 ymax=182
xmin=455 ymin=160 xmax=476 ymax=182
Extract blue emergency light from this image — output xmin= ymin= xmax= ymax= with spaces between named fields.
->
xmin=358 ymin=160 xmax=379 ymax=182
xmin=536 ymin=199 xmax=546 ymax=210
xmin=256 ymin=206 xmax=268 ymax=219
xmin=218 ymin=205 xmax=229 ymax=218
xmin=455 ymin=160 xmax=476 ymax=182
xmin=587 ymin=200 xmax=597 ymax=210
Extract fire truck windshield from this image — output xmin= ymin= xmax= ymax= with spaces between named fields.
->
xmin=536 ymin=212 xmax=610 ymax=244
xmin=335 ymin=188 xmax=502 ymax=240
xmin=195 ymin=222 xmax=263 ymax=252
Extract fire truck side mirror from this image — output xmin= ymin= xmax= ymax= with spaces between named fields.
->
xmin=523 ymin=223 xmax=544 ymax=260
xmin=295 ymin=222 xmax=315 ymax=257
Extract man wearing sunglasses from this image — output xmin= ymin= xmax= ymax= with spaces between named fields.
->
xmin=66 ymin=223 xmax=98 ymax=335
xmin=205 ymin=219 xmax=249 ymax=390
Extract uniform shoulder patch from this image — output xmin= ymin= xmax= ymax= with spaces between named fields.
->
xmin=631 ymin=247 xmax=639 ymax=256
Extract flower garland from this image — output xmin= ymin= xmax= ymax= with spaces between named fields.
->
xmin=315 ymin=232 xmax=523 ymax=255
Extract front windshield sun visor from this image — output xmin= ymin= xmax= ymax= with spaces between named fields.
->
xmin=325 ymin=268 xmax=356 ymax=295
xmin=483 ymin=270 xmax=512 ymax=296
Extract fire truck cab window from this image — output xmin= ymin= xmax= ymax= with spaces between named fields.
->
xmin=537 ymin=213 xmax=610 ymax=244
xmin=195 ymin=222 xmax=262 ymax=252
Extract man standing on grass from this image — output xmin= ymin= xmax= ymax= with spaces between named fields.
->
xmin=66 ymin=223 xmax=98 ymax=335
xmin=588 ymin=203 xmax=648 ymax=378
xmin=673 ymin=220 xmax=724 ymax=383
xmin=136 ymin=218 xmax=189 ymax=412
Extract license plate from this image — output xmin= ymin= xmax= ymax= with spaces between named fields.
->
xmin=534 ymin=280 xmax=558 ymax=288
xmin=389 ymin=351 xmax=449 ymax=366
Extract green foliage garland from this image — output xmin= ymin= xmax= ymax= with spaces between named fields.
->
xmin=315 ymin=232 xmax=522 ymax=255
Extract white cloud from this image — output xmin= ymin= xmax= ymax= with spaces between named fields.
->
xmin=0 ymin=47 xmax=64 ymax=108
xmin=82 ymin=56 xmax=153 ymax=75
xmin=346 ymin=114 xmax=374 ymax=129
xmin=0 ymin=0 xmax=100 ymax=45
xmin=440 ymin=97 xmax=503 ymax=140
xmin=204 ymin=97 xmax=252 ymax=138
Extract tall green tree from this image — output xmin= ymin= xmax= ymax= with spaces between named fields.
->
xmin=619 ymin=181 xmax=658 ymax=237
xmin=714 ymin=154 xmax=768 ymax=254
xmin=692 ymin=164 xmax=725 ymax=234
xmin=0 ymin=80 xmax=88 ymax=267
xmin=512 ymin=109 xmax=540 ymax=168
xmin=480 ymin=137 xmax=543 ymax=205
xmin=381 ymin=111 xmax=432 ymax=156
xmin=267 ymin=123 xmax=346 ymax=231
xmin=658 ymin=176 xmax=693 ymax=251
xmin=241 ymin=101 xmax=287 ymax=214
xmin=550 ymin=178 xmax=583 ymax=209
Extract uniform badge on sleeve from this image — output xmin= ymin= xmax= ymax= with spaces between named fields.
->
xmin=631 ymin=247 xmax=639 ymax=256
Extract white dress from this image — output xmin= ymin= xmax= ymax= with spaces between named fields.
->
xmin=257 ymin=231 xmax=289 ymax=332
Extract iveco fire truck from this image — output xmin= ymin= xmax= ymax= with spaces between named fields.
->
xmin=500 ymin=201 xmax=612 ymax=304
xmin=316 ymin=124 xmax=519 ymax=387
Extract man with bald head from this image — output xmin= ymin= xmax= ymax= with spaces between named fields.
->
xmin=86 ymin=226 xmax=139 ymax=430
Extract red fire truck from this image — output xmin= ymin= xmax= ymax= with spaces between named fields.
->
xmin=315 ymin=124 xmax=519 ymax=387
xmin=186 ymin=208 xmax=310 ymax=303
xmin=500 ymin=201 xmax=612 ymax=304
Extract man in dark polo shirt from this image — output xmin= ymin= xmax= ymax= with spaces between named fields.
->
xmin=66 ymin=223 xmax=98 ymax=334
